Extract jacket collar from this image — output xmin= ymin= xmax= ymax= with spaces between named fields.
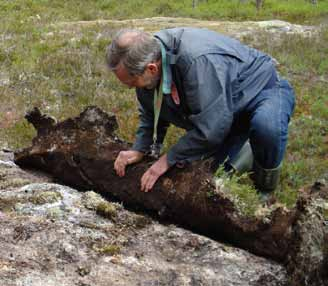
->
xmin=154 ymin=28 xmax=184 ymax=65
xmin=154 ymin=29 xmax=185 ymax=95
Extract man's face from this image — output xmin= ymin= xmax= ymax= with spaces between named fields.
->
xmin=114 ymin=62 xmax=161 ymax=90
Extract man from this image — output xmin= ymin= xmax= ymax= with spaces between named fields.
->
xmin=106 ymin=28 xmax=295 ymax=193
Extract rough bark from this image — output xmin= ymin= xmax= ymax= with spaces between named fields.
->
xmin=14 ymin=106 xmax=328 ymax=285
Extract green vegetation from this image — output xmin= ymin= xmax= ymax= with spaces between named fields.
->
xmin=96 ymin=201 xmax=117 ymax=219
xmin=213 ymin=166 xmax=261 ymax=216
xmin=0 ymin=196 xmax=23 ymax=212
xmin=82 ymin=191 xmax=118 ymax=218
xmin=95 ymin=244 xmax=121 ymax=255
xmin=0 ymin=0 xmax=327 ymax=27
xmin=235 ymin=28 xmax=328 ymax=209
xmin=0 ymin=1 xmax=327 ymax=213
xmin=29 ymin=190 xmax=62 ymax=205
xmin=0 ymin=170 xmax=32 ymax=189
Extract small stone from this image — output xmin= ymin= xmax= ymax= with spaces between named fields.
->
xmin=77 ymin=265 xmax=91 ymax=277
xmin=109 ymin=256 xmax=121 ymax=264
xmin=311 ymin=179 xmax=326 ymax=192
xmin=167 ymin=230 xmax=182 ymax=239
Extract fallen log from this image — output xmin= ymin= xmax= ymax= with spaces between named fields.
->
xmin=14 ymin=106 xmax=328 ymax=285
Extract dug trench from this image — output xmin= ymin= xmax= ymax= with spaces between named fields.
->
xmin=14 ymin=106 xmax=328 ymax=286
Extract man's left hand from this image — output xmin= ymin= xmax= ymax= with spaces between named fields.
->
xmin=141 ymin=154 xmax=170 ymax=192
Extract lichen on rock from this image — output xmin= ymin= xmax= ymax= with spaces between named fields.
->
xmin=29 ymin=190 xmax=62 ymax=205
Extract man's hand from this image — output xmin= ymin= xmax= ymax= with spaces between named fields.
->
xmin=141 ymin=154 xmax=170 ymax=192
xmin=114 ymin=150 xmax=144 ymax=177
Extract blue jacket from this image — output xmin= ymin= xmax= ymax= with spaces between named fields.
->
xmin=132 ymin=27 xmax=276 ymax=166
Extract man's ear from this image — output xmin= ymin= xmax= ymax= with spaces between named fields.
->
xmin=146 ymin=62 xmax=160 ymax=75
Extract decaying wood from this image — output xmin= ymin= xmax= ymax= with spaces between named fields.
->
xmin=14 ymin=106 xmax=328 ymax=285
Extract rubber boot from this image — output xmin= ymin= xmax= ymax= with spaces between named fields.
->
xmin=252 ymin=160 xmax=281 ymax=193
xmin=228 ymin=140 xmax=254 ymax=174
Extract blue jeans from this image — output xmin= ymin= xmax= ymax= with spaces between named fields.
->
xmin=214 ymin=78 xmax=295 ymax=170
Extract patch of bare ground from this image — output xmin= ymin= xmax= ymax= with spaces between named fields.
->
xmin=54 ymin=17 xmax=318 ymax=40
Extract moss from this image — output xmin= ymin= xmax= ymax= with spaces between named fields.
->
xmin=97 ymin=244 xmax=121 ymax=256
xmin=29 ymin=191 xmax=62 ymax=205
xmin=0 ymin=197 xmax=24 ymax=212
xmin=82 ymin=191 xmax=104 ymax=210
xmin=322 ymin=209 xmax=328 ymax=221
xmin=214 ymin=166 xmax=261 ymax=217
xmin=82 ymin=191 xmax=117 ymax=219
xmin=96 ymin=201 xmax=116 ymax=219
xmin=133 ymin=214 xmax=151 ymax=229
xmin=0 ymin=178 xmax=31 ymax=189
xmin=317 ymin=201 xmax=328 ymax=221
xmin=79 ymin=221 xmax=101 ymax=229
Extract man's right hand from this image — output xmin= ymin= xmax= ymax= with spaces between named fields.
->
xmin=114 ymin=150 xmax=144 ymax=177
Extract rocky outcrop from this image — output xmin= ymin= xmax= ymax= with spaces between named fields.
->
xmin=56 ymin=17 xmax=318 ymax=39
xmin=14 ymin=106 xmax=328 ymax=285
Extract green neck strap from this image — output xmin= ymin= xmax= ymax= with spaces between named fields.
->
xmin=152 ymin=41 xmax=171 ymax=149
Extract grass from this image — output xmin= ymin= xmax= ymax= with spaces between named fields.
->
xmin=213 ymin=166 xmax=261 ymax=217
xmin=0 ymin=0 xmax=328 ymax=28
xmin=237 ymin=28 xmax=328 ymax=209
xmin=0 ymin=1 xmax=327 ymax=213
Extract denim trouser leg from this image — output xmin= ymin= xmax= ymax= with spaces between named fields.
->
xmin=247 ymin=79 xmax=295 ymax=169
xmin=213 ymin=79 xmax=295 ymax=170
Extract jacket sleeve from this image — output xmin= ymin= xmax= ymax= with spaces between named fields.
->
xmin=167 ymin=54 xmax=234 ymax=166
xmin=132 ymin=88 xmax=169 ymax=153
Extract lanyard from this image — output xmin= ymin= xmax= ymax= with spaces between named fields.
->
xmin=152 ymin=81 xmax=163 ymax=147
xmin=150 ymin=41 xmax=172 ymax=158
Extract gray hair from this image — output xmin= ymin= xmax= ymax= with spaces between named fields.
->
xmin=106 ymin=29 xmax=161 ymax=76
